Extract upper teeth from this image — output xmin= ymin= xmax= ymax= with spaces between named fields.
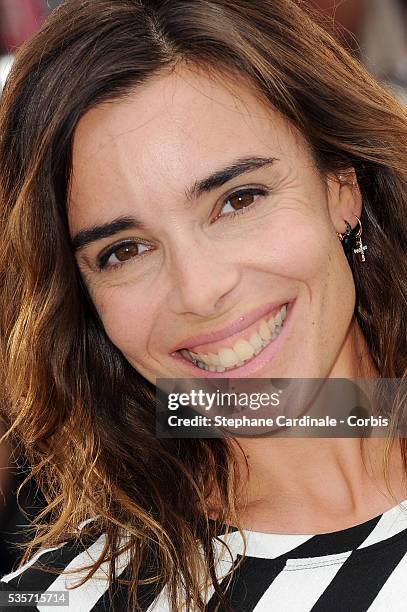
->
xmin=182 ymin=303 xmax=287 ymax=372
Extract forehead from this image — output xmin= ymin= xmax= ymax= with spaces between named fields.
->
xmin=68 ymin=67 xmax=308 ymax=220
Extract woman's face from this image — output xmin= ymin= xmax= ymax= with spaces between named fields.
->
xmin=68 ymin=67 xmax=363 ymax=383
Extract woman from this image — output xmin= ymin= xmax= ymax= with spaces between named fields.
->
xmin=0 ymin=0 xmax=406 ymax=610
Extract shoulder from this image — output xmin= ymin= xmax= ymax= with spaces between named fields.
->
xmin=0 ymin=528 xmax=170 ymax=612
xmin=0 ymin=531 xmax=123 ymax=612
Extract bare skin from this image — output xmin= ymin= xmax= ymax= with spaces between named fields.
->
xmin=210 ymin=318 xmax=406 ymax=534
xmin=218 ymin=435 xmax=407 ymax=534
xmin=68 ymin=66 xmax=406 ymax=535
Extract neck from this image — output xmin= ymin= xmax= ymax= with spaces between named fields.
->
xmin=209 ymin=320 xmax=406 ymax=534
xmin=224 ymin=436 xmax=406 ymax=534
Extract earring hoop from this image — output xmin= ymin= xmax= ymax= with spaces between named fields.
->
xmin=352 ymin=214 xmax=367 ymax=262
xmin=336 ymin=214 xmax=367 ymax=263
xmin=353 ymin=214 xmax=362 ymax=237
xmin=336 ymin=220 xmax=352 ymax=242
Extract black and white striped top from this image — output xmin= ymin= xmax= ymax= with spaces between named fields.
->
xmin=2 ymin=498 xmax=407 ymax=611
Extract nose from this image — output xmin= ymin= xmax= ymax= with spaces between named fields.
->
xmin=166 ymin=234 xmax=241 ymax=317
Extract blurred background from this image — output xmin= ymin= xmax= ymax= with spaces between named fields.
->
xmin=0 ymin=1 xmax=60 ymax=90
xmin=1 ymin=0 xmax=407 ymax=577
xmin=308 ymin=0 xmax=407 ymax=103
xmin=1 ymin=0 xmax=406 ymax=101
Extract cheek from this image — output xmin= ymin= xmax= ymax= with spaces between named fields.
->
xmin=242 ymin=213 xmax=333 ymax=282
xmin=272 ymin=220 xmax=355 ymax=315
xmin=92 ymin=287 xmax=155 ymax=357
xmin=240 ymin=209 xmax=356 ymax=327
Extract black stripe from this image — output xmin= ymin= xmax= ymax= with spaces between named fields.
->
xmin=92 ymin=543 xmax=166 ymax=612
xmin=285 ymin=515 xmax=382 ymax=559
xmin=206 ymin=516 xmax=385 ymax=611
xmin=0 ymin=582 xmax=40 ymax=612
xmin=2 ymin=532 xmax=103 ymax=594
xmin=214 ymin=514 xmax=382 ymax=560
xmin=91 ymin=568 xmax=130 ymax=612
xmin=207 ymin=555 xmax=286 ymax=612
xmin=310 ymin=530 xmax=407 ymax=612
xmin=92 ymin=576 xmax=160 ymax=612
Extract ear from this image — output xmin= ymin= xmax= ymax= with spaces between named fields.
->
xmin=326 ymin=168 xmax=362 ymax=234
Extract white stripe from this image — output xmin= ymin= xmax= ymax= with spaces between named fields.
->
xmin=215 ymin=529 xmax=314 ymax=559
xmin=1 ymin=515 xmax=100 ymax=584
xmin=76 ymin=516 xmax=100 ymax=532
xmin=367 ymin=551 xmax=407 ymax=611
xmin=1 ymin=545 xmax=66 ymax=583
xmin=253 ymin=551 xmax=352 ymax=612
xmin=146 ymin=585 xmax=171 ymax=611
xmin=357 ymin=500 xmax=407 ymax=549
xmin=146 ymin=533 xmax=247 ymax=611
xmin=36 ymin=533 xmax=131 ymax=612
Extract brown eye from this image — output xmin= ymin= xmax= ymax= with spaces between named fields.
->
xmin=98 ymin=241 xmax=150 ymax=270
xmin=227 ymin=191 xmax=256 ymax=210
xmin=113 ymin=244 xmax=139 ymax=262
xmin=216 ymin=187 xmax=268 ymax=220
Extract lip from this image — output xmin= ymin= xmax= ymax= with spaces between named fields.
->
xmin=171 ymin=299 xmax=291 ymax=352
xmin=171 ymin=299 xmax=295 ymax=378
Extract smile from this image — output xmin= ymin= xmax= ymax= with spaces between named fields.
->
xmin=177 ymin=303 xmax=288 ymax=373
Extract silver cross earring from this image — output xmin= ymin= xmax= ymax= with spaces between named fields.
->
xmin=352 ymin=214 xmax=367 ymax=262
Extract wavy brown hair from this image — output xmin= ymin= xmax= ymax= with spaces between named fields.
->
xmin=1 ymin=0 xmax=407 ymax=610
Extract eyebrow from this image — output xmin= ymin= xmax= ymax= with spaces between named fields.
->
xmin=70 ymin=155 xmax=278 ymax=253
